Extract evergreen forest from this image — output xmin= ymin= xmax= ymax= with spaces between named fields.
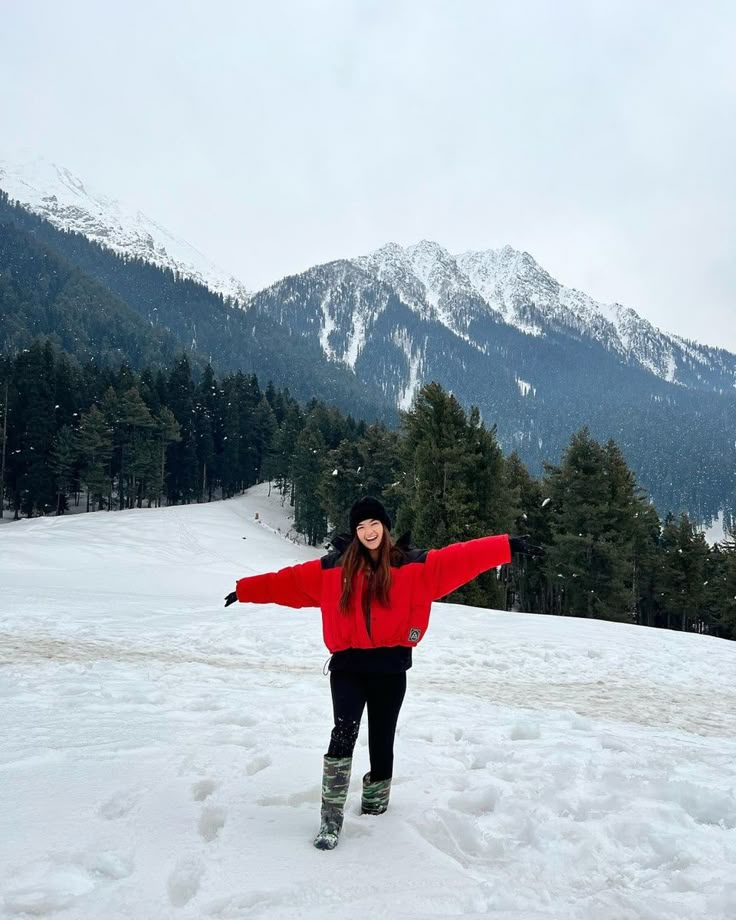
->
xmin=1 ymin=344 xmax=734 ymax=641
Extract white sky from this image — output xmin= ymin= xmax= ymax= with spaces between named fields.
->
xmin=1 ymin=0 xmax=735 ymax=351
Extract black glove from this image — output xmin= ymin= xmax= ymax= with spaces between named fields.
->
xmin=509 ymin=534 xmax=545 ymax=557
xmin=224 ymin=591 xmax=238 ymax=607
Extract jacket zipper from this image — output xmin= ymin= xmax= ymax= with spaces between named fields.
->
xmin=362 ymin=571 xmax=372 ymax=640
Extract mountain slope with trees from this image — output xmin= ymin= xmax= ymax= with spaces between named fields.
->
xmin=0 ymin=191 xmax=391 ymax=425
xmin=251 ymin=260 xmax=736 ymax=526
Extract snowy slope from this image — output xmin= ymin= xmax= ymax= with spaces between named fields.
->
xmin=1 ymin=488 xmax=735 ymax=919
xmin=0 ymin=153 xmax=249 ymax=303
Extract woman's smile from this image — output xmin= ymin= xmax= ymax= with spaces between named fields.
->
xmin=356 ymin=519 xmax=384 ymax=552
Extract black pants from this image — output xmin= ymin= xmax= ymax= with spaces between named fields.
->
xmin=326 ymin=671 xmax=407 ymax=781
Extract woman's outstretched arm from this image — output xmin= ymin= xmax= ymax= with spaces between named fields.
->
xmin=232 ymin=558 xmax=323 ymax=608
xmin=424 ymin=535 xmax=512 ymax=600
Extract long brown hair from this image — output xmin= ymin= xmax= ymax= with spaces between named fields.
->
xmin=338 ymin=532 xmax=404 ymax=613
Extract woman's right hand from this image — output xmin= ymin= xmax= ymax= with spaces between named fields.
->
xmin=224 ymin=591 xmax=238 ymax=607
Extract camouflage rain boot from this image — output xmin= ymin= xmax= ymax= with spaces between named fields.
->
xmin=313 ymin=755 xmax=352 ymax=850
xmin=361 ymin=772 xmax=392 ymax=816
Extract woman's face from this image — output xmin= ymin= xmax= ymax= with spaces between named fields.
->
xmin=355 ymin=518 xmax=384 ymax=552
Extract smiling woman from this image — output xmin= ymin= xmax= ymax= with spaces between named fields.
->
xmin=356 ymin=518 xmax=383 ymax=550
xmin=226 ymin=494 xmax=543 ymax=851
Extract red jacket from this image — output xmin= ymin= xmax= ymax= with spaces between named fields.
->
xmin=236 ymin=535 xmax=512 ymax=653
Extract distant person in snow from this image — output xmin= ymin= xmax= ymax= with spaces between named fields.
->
xmin=224 ymin=496 xmax=543 ymax=851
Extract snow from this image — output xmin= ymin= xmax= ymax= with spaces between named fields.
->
xmin=343 ymin=310 xmax=366 ymax=370
xmin=404 ymin=240 xmax=446 ymax=312
xmin=2 ymin=492 xmax=736 ymax=919
xmin=0 ymin=152 xmax=250 ymax=304
xmin=318 ymin=294 xmax=337 ymax=360
xmin=355 ymin=243 xmax=436 ymax=320
xmin=392 ymin=329 xmax=424 ymax=411
xmin=516 ymin=378 xmax=535 ymax=398
xmin=356 ymin=241 xmax=503 ymax=336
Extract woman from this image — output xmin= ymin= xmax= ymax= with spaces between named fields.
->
xmin=225 ymin=496 xmax=541 ymax=850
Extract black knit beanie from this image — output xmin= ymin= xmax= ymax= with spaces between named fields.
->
xmin=349 ymin=496 xmax=392 ymax=536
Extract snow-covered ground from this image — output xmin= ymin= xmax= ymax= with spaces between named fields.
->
xmin=1 ymin=484 xmax=735 ymax=919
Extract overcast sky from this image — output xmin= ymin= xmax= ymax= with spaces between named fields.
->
xmin=2 ymin=0 xmax=735 ymax=351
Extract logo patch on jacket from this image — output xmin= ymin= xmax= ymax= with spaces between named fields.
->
xmin=408 ymin=628 xmax=422 ymax=642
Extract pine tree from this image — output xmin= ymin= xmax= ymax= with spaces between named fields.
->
xmin=292 ymin=418 xmax=328 ymax=545
xmin=272 ymin=402 xmax=304 ymax=500
xmin=703 ymin=544 xmax=730 ymax=638
xmin=0 ymin=360 xmax=9 ymax=518
xmin=153 ymin=407 xmax=181 ymax=507
xmin=719 ymin=528 xmax=736 ymax=639
xmin=51 ymin=425 xmax=77 ymax=514
xmin=397 ymin=383 xmax=511 ymax=607
xmin=656 ymin=513 xmax=709 ymax=632
xmin=251 ymin=396 xmax=278 ymax=485
xmin=319 ymin=438 xmax=364 ymax=534
xmin=138 ymin=368 xmax=162 ymax=416
xmin=117 ymin=387 xmax=156 ymax=509
xmin=15 ymin=343 xmax=57 ymax=516
xmin=77 ymin=405 xmax=113 ymax=511
xmin=544 ymin=428 xmax=634 ymax=621
xmin=194 ymin=366 xmax=218 ymax=502
xmin=220 ymin=376 xmax=241 ymax=499
xmin=398 ymin=382 xmax=469 ymax=546
xmin=357 ymin=426 xmax=402 ymax=512
xmin=166 ymin=356 xmax=198 ymax=503
xmin=265 ymin=380 xmax=287 ymax=425
xmin=504 ymin=451 xmax=549 ymax=613
xmin=630 ymin=500 xmax=662 ymax=628
xmin=237 ymin=373 xmax=263 ymax=488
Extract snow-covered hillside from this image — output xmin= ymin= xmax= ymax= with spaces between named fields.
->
xmin=0 ymin=153 xmax=249 ymax=303
xmin=1 ymin=488 xmax=735 ymax=919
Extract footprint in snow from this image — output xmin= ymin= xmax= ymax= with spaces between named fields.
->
xmin=246 ymin=753 xmax=272 ymax=776
xmin=409 ymin=807 xmax=502 ymax=867
xmin=199 ymin=805 xmax=227 ymax=842
xmin=98 ymin=788 xmax=141 ymax=819
xmin=211 ymin=726 xmax=257 ymax=748
xmin=3 ymin=852 xmax=132 ymax=916
xmin=167 ymin=856 xmax=205 ymax=907
xmin=192 ymin=779 xmax=218 ymax=801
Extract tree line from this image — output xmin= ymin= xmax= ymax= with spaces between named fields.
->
xmin=1 ymin=343 xmax=734 ymax=640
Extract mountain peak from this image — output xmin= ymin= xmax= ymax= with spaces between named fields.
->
xmin=0 ymin=152 xmax=250 ymax=303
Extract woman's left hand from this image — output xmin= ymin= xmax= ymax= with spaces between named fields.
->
xmin=509 ymin=535 xmax=545 ymax=557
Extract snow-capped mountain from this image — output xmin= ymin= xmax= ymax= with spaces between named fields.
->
xmin=456 ymin=246 xmax=736 ymax=388
xmin=2 ymin=153 xmax=733 ymax=394
xmin=357 ymin=241 xmax=736 ymax=392
xmin=0 ymin=153 xmax=249 ymax=303
xmin=251 ymin=239 xmax=736 ymax=410
xmin=356 ymin=241 xmax=504 ymax=339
